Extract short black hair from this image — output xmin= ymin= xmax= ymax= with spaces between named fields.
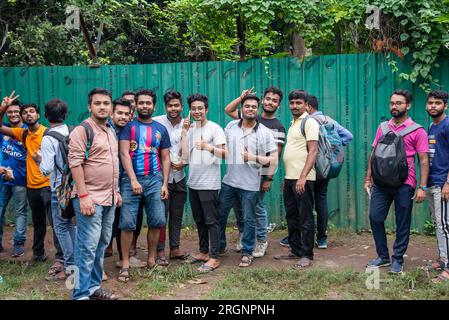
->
xmin=112 ymin=98 xmax=132 ymax=112
xmin=391 ymin=89 xmax=413 ymax=104
xmin=20 ymin=103 xmax=40 ymax=116
xmin=306 ymin=95 xmax=319 ymax=110
xmin=164 ymin=90 xmax=183 ymax=105
xmin=88 ymin=88 xmax=112 ymax=105
xmin=241 ymin=94 xmax=260 ymax=106
xmin=6 ymin=100 xmax=22 ymax=109
xmin=288 ymin=89 xmax=308 ymax=102
xmin=121 ymin=90 xmax=135 ymax=98
xmin=187 ymin=94 xmax=208 ymax=109
xmin=264 ymin=87 xmax=283 ymax=102
xmin=428 ymin=90 xmax=448 ymax=104
xmin=135 ymin=89 xmax=156 ymax=105
xmin=44 ymin=98 xmax=68 ymax=123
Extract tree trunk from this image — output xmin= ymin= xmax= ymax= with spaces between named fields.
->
xmin=291 ymin=32 xmax=305 ymax=58
xmin=335 ymin=24 xmax=342 ymax=54
xmin=237 ymin=13 xmax=246 ymax=61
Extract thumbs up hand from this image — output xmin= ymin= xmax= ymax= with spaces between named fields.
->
xmin=195 ymin=135 xmax=209 ymax=151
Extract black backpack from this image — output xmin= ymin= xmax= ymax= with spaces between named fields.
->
xmin=42 ymin=122 xmax=94 ymax=219
xmin=371 ymin=121 xmax=422 ymax=189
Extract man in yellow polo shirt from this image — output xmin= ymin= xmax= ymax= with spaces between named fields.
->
xmin=275 ymin=90 xmax=319 ymax=269
xmin=0 ymin=94 xmax=64 ymax=280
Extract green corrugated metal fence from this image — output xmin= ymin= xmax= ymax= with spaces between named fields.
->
xmin=1 ymin=54 xmax=448 ymax=231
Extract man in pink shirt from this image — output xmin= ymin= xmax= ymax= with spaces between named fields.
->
xmin=364 ymin=89 xmax=429 ymax=274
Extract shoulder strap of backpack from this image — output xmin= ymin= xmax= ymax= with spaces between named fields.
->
xmin=79 ymin=122 xmax=94 ymax=160
xmin=380 ymin=121 xmax=391 ymax=135
xmin=300 ymin=115 xmax=310 ymax=138
xmin=44 ymin=131 xmax=66 ymax=142
xmin=22 ymin=129 xmax=28 ymax=144
xmin=398 ymin=123 xmax=423 ymax=137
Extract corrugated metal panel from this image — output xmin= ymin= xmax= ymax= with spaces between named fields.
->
xmin=0 ymin=54 xmax=446 ymax=231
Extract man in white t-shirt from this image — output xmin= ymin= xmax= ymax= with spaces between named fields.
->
xmin=180 ymin=94 xmax=227 ymax=272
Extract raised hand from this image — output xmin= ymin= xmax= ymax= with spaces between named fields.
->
xmin=240 ymin=87 xmax=255 ymax=100
xmin=1 ymin=91 xmax=20 ymax=109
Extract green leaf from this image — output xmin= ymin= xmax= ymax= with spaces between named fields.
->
xmin=400 ymin=33 xmax=409 ymax=41
xmin=401 ymin=47 xmax=410 ymax=55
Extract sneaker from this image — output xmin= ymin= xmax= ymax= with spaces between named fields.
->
xmin=11 ymin=245 xmax=25 ymax=258
xmin=267 ymin=223 xmax=277 ymax=233
xmin=30 ymin=252 xmax=49 ymax=264
xmin=280 ymin=236 xmax=289 ymax=248
xmin=316 ymin=239 xmax=328 ymax=249
xmin=253 ymin=241 xmax=268 ymax=258
xmin=235 ymin=232 xmax=243 ymax=252
xmin=389 ymin=260 xmax=403 ymax=274
xmin=366 ymin=257 xmax=391 ymax=268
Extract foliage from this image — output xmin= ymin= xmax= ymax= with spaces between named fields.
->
xmin=0 ymin=0 xmax=448 ymax=90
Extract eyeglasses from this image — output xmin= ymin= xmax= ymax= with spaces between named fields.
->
xmin=389 ymin=101 xmax=406 ymax=107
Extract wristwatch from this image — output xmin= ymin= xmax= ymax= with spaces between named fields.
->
xmin=418 ymin=185 xmax=428 ymax=191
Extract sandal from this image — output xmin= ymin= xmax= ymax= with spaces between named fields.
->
xmin=47 ymin=261 xmax=64 ymax=275
xmin=430 ymin=259 xmax=446 ymax=271
xmin=170 ymin=253 xmax=191 ymax=260
xmin=118 ymin=267 xmax=130 ymax=282
xmin=432 ymin=270 xmax=449 ymax=284
xmin=156 ymin=256 xmax=169 ymax=266
xmin=293 ymin=257 xmax=313 ymax=269
xmin=273 ymin=253 xmax=300 ymax=260
xmin=90 ymin=288 xmax=118 ymax=300
xmin=197 ymin=263 xmax=219 ymax=273
xmin=239 ymin=255 xmax=254 ymax=268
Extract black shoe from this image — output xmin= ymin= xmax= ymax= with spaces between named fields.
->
xmin=30 ymin=252 xmax=49 ymax=264
xmin=90 ymin=288 xmax=118 ymax=300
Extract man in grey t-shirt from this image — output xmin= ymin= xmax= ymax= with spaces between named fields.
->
xmin=218 ymin=94 xmax=277 ymax=268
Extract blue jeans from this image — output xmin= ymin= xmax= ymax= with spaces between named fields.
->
xmin=369 ymin=184 xmax=415 ymax=265
xmin=72 ymin=198 xmax=115 ymax=300
xmin=120 ymin=175 xmax=166 ymax=230
xmin=51 ymin=192 xmax=76 ymax=268
xmin=233 ymin=178 xmax=268 ymax=242
xmin=0 ymin=185 xmax=28 ymax=247
xmin=219 ymin=183 xmax=259 ymax=256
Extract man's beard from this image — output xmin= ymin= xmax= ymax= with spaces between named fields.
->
xmin=391 ymin=109 xmax=407 ymax=118
xmin=24 ymin=118 xmax=38 ymax=126
xmin=137 ymin=110 xmax=153 ymax=119
xmin=427 ymin=109 xmax=445 ymax=118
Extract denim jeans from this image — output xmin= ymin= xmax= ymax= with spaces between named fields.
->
xmin=233 ymin=178 xmax=268 ymax=242
xmin=51 ymin=192 xmax=76 ymax=268
xmin=369 ymin=184 xmax=415 ymax=265
xmin=219 ymin=183 xmax=259 ymax=256
xmin=120 ymin=175 xmax=166 ymax=230
xmin=0 ymin=184 xmax=28 ymax=247
xmin=72 ymin=198 xmax=115 ymax=300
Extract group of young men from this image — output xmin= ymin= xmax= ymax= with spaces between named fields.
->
xmin=0 ymin=85 xmax=447 ymax=300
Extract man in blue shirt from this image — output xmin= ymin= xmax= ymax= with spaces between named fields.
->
xmin=304 ymin=95 xmax=353 ymax=249
xmin=0 ymin=100 xmax=28 ymax=257
xmin=425 ymin=90 xmax=449 ymax=283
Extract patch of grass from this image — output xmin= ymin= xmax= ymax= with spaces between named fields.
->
xmin=0 ymin=260 xmax=52 ymax=300
xmin=205 ymin=267 xmax=449 ymax=300
xmin=130 ymin=264 xmax=198 ymax=300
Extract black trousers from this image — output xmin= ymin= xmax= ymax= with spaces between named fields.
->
xmin=27 ymin=187 xmax=63 ymax=261
xmin=283 ymin=180 xmax=315 ymax=259
xmin=189 ymin=188 xmax=220 ymax=259
xmin=158 ymin=178 xmax=187 ymax=251
xmin=313 ymin=178 xmax=330 ymax=241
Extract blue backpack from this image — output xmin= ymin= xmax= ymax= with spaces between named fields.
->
xmin=300 ymin=115 xmax=345 ymax=180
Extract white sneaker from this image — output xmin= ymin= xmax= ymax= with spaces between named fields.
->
xmin=253 ymin=240 xmax=268 ymax=258
xmin=235 ymin=232 xmax=243 ymax=252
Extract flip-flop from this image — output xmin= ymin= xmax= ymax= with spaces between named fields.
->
xmin=197 ymin=263 xmax=218 ymax=273
xmin=273 ymin=253 xmax=300 ymax=260
xmin=117 ymin=268 xmax=129 ymax=283
xmin=183 ymin=256 xmax=209 ymax=264
xmin=170 ymin=253 xmax=191 ymax=260
xmin=155 ymin=256 xmax=169 ymax=266
xmin=432 ymin=270 xmax=449 ymax=284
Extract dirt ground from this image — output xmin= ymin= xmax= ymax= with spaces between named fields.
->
xmin=0 ymin=226 xmax=438 ymax=300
